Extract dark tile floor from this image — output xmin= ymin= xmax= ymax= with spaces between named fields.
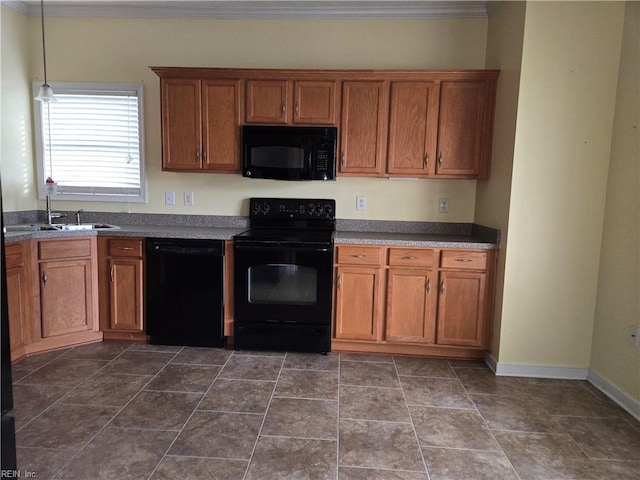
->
xmin=9 ymin=342 xmax=640 ymax=480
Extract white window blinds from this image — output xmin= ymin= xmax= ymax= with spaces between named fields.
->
xmin=34 ymin=82 xmax=146 ymax=203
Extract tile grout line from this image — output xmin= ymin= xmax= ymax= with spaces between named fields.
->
xmin=393 ymin=355 xmax=432 ymax=480
xmin=241 ymin=351 xmax=287 ymax=480
xmin=45 ymin=343 xmax=184 ymax=479
xmin=452 ymin=360 xmax=523 ymax=480
xmin=144 ymin=348 xmax=236 ymax=480
xmin=335 ymin=352 xmax=341 ymax=480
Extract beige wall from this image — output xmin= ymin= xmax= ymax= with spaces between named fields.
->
xmin=1 ymin=5 xmax=36 ymax=210
xmin=498 ymin=1 xmax=626 ymax=368
xmin=477 ymin=0 xmax=526 ymax=359
xmin=2 ymin=13 xmax=489 ymax=218
xmin=591 ymin=2 xmax=640 ymax=401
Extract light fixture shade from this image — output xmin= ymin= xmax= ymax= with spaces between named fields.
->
xmin=35 ymin=83 xmax=56 ymax=103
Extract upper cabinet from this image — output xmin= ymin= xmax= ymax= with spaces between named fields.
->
xmin=158 ymin=75 xmax=241 ymax=173
xmin=245 ymin=79 xmax=338 ymax=125
xmin=152 ymin=67 xmax=498 ymax=179
xmin=339 ymin=81 xmax=388 ymax=175
xmin=386 ymin=81 xmax=438 ymax=177
xmin=435 ymin=79 xmax=495 ymax=178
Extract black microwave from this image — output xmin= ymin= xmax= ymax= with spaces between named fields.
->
xmin=242 ymin=125 xmax=337 ymax=181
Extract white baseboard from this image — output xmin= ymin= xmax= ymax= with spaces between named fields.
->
xmin=484 ymin=353 xmax=640 ymax=422
xmin=587 ymin=369 xmax=640 ymax=422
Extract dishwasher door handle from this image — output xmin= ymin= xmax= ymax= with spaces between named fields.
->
xmin=150 ymin=245 xmax=223 ymax=256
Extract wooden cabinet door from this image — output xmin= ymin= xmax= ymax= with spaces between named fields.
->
xmin=435 ymin=80 xmax=488 ymax=177
xmin=334 ymin=266 xmax=383 ymax=341
xmin=161 ymin=78 xmax=203 ymax=170
xmin=6 ymin=266 xmax=29 ymax=358
xmin=245 ymin=80 xmax=290 ymax=124
xmin=386 ymin=268 xmax=436 ymax=344
xmin=109 ymin=258 xmax=143 ymax=332
xmin=202 ymin=79 xmax=241 ymax=172
xmin=40 ymin=259 xmax=94 ymax=338
xmin=436 ymin=270 xmax=486 ymax=347
xmin=387 ymin=81 xmax=439 ymax=176
xmin=293 ymin=81 xmax=338 ymax=125
xmin=339 ymin=81 xmax=388 ymax=175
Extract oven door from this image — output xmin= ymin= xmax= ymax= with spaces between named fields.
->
xmin=234 ymin=242 xmax=333 ymax=325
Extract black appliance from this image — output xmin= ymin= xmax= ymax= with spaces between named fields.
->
xmin=145 ymin=238 xmax=225 ymax=347
xmin=234 ymin=197 xmax=335 ymax=353
xmin=1 ymin=192 xmax=17 ymax=472
xmin=242 ymin=125 xmax=337 ymax=181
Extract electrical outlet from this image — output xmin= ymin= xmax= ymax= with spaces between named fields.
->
xmin=184 ymin=191 xmax=194 ymax=206
xmin=165 ymin=191 xmax=175 ymax=206
xmin=356 ymin=196 xmax=366 ymax=211
xmin=628 ymin=326 xmax=640 ymax=348
xmin=439 ymin=198 xmax=449 ymax=213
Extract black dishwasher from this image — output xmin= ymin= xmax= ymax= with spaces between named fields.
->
xmin=145 ymin=238 xmax=225 ymax=347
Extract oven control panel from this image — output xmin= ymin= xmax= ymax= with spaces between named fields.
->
xmin=250 ymin=198 xmax=336 ymax=220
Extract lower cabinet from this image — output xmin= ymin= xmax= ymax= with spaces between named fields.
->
xmin=5 ymin=242 xmax=31 ymax=362
xmin=98 ymin=237 xmax=145 ymax=341
xmin=333 ymin=244 xmax=496 ymax=358
xmin=31 ymin=237 xmax=101 ymax=355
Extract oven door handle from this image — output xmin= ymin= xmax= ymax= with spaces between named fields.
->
xmin=234 ymin=243 xmax=331 ymax=253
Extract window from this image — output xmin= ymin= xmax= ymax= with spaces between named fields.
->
xmin=33 ymin=82 xmax=146 ymax=203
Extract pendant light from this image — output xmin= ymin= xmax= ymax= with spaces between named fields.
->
xmin=35 ymin=0 xmax=56 ymax=103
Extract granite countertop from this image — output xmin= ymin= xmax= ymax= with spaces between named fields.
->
xmin=3 ymin=211 xmax=500 ymax=249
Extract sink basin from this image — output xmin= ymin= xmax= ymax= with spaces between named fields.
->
xmin=3 ymin=224 xmax=62 ymax=233
xmin=57 ymin=223 xmax=120 ymax=231
xmin=3 ymin=223 xmax=120 ymax=233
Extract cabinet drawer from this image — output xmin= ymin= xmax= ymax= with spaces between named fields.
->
xmin=388 ymin=248 xmax=434 ymax=268
xmin=440 ymin=250 xmax=488 ymax=270
xmin=5 ymin=243 xmax=24 ymax=269
xmin=109 ymin=239 xmax=143 ymax=257
xmin=336 ymin=245 xmax=383 ymax=266
xmin=39 ymin=238 xmax=92 ymax=260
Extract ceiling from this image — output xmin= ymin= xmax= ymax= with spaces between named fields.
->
xmin=4 ymin=0 xmax=495 ymax=19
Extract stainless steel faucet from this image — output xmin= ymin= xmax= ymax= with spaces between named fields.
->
xmin=75 ymin=209 xmax=84 ymax=225
xmin=45 ymin=195 xmax=64 ymax=225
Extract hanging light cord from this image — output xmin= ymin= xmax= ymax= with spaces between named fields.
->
xmin=40 ymin=0 xmax=48 ymax=85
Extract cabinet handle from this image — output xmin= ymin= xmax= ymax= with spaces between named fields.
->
xmin=110 ymin=265 xmax=114 ymax=282
xmin=337 ymin=273 xmax=342 ymax=290
xmin=438 ymin=152 xmax=443 ymax=166
xmin=440 ymin=279 xmax=445 ymax=293
xmin=341 ymin=151 xmax=345 ymax=167
xmin=401 ymin=255 xmax=418 ymax=260
xmin=202 ymin=146 xmax=206 ymax=161
xmin=42 ymin=272 xmax=47 ymax=284
xmin=195 ymin=148 xmax=200 ymax=163
xmin=294 ymin=101 xmax=299 ymax=117
xmin=116 ymin=246 xmax=134 ymax=251
xmin=454 ymin=258 xmax=473 ymax=263
xmin=350 ymin=254 xmax=367 ymax=258
xmin=426 ymin=277 xmax=431 ymax=292
xmin=423 ymin=154 xmax=429 ymax=166
xmin=281 ymin=101 xmax=286 ymax=117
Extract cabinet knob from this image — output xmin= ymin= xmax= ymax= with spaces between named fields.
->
xmin=281 ymin=101 xmax=286 ymax=117
xmin=294 ymin=101 xmax=299 ymax=117
xmin=438 ymin=152 xmax=443 ymax=166
xmin=423 ymin=154 xmax=429 ymax=166
xmin=426 ymin=277 xmax=431 ymax=292
xmin=440 ymin=279 xmax=445 ymax=293
xmin=195 ymin=149 xmax=200 ymax=163
xmin=42 ymin=272 xmax=47 ymax=284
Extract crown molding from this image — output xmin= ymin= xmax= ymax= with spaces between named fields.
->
xmin=3 ymin=0 xmax=490 ymax=19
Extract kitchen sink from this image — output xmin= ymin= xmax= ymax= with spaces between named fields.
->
xmin=57 ymin=223 xmax=120 ymax=231
xmin=3 ymin=223 xmax=120 ymax=233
